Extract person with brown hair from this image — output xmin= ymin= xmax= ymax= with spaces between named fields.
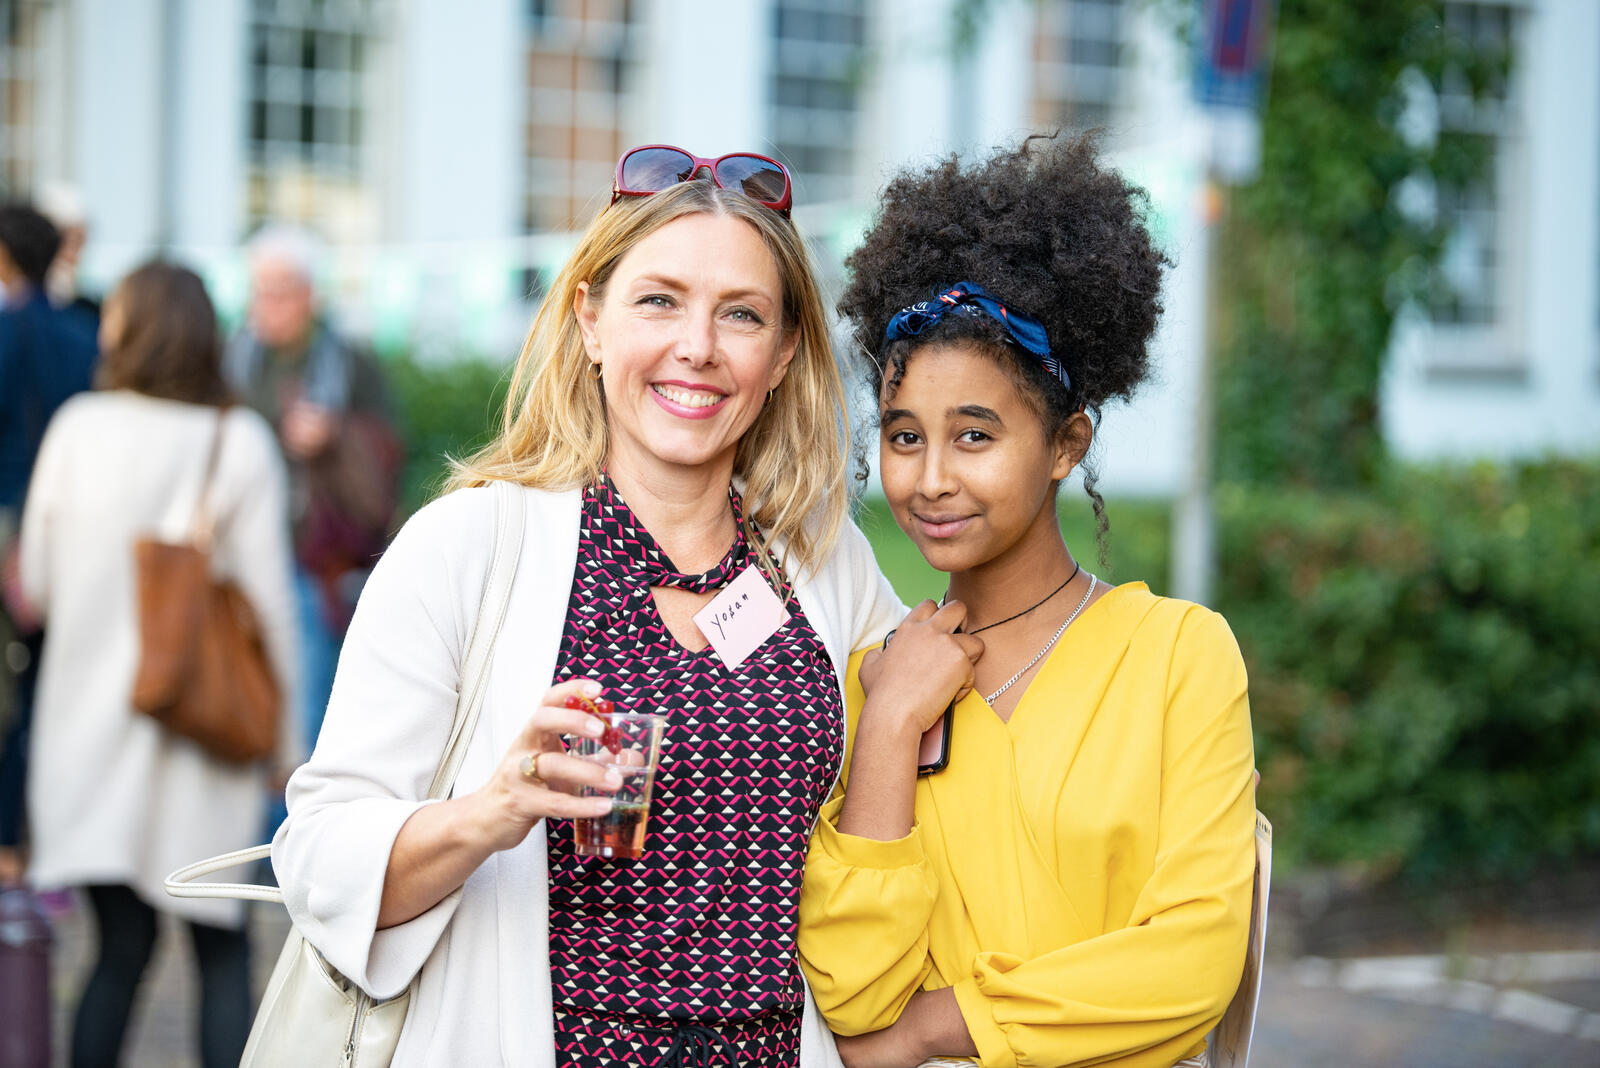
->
xmin=19 ymin=262 xmax=299 ymax=1067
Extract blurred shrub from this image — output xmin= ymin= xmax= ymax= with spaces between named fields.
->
xmin=386 ymin=353 xmax=513 ymax=515
xmin=1218 ymin=459 xmax=1600 ymax=885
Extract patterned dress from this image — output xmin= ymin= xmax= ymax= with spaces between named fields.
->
xmin=547 ymin=478 xmax=843 ymax=1067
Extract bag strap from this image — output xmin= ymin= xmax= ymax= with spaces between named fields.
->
xmin=192 ymin=407 xmax=229 ymax=550
xmin=427 ymin=480 xmax=523 ymax=800
xmin=166 ymin=480 xmax=526 ymax=902
xmin=164 ymin=843 xmax=280 ymax=903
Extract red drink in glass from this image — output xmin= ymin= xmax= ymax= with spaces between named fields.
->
xmin=571 ymin=711 xmax=664 ymax=860
xmin=574 ymin=799 xmax=650 ymax=860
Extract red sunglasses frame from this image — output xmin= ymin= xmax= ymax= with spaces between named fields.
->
xmin=610 ymin=144 xmax=794 ymax=216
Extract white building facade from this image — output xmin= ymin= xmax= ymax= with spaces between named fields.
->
xmin=2 ymin=0 xmax=1594 ymax=492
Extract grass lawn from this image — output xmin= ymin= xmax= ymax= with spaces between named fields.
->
xmin=853 ymin=495 xmax=1175 ymax=606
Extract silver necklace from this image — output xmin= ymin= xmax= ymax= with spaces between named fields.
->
xmin=984 ymin=574 xmax=1097 ymax=705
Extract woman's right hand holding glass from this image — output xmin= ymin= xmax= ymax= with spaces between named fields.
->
xmin=378 ymin=679 xmax=625 ymax=928
xmin=468 ymin=679 xmax=622 ymax=853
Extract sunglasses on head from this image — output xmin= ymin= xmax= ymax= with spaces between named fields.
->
xmin=611 ymin=145 xmax=793 ymax=217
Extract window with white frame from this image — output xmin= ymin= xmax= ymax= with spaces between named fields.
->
xmin=1428 ymin=1 xmax=1523 ymax=370
xmin=1032 ymin=0 xmax=1131 ymax=133
xmin=770 ymin=0 xmax=867 ymax=206
xmin=0 ymin=0 xmax=45 ymax=195
xmin=523 ymin=0 xmax=637 ymax=234
xmin=245 ymin=0 xmax=383 ymax=235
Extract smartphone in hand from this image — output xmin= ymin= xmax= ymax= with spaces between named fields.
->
xmin=917 ymin=703 xmax=954 ymax=776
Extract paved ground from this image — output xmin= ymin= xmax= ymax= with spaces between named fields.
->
xmin=1253 ymin=976 xmax=1598 ymax=1066
xmin=45 ymin=896 xmax=289 ymax=1068
xmin=36 ymin=888 xmax=1600 ymax=1067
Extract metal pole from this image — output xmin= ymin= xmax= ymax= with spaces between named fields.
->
xmin=1172 ymin=178 xmax=1223 ymax=607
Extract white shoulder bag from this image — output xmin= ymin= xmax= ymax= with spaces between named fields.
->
xmin=166 ymin=479 xmax=525 ymax=1067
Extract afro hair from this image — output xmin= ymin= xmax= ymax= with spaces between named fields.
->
xmin=838 ymin=132 xmax=1169 ymax=549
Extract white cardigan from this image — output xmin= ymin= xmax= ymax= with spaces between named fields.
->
xmin=273 ymin=482 xmax=903 ymax=1066
xmin=21 ymin=392 xmax=300 ymax=928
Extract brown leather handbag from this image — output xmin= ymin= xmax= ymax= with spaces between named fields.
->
xmin=131 ymin=409 xmax=279 ymax=764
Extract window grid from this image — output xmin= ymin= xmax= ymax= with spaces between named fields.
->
xmin=1431 ymin=2 xmax=1518 ymax=330
xmin=523 ymin=0 xmax=636 ymax=234
xmin=1031 ymin=0 xmax=1130 ymax=133
xmin=247 ymin=0 xmax=377 ymax=176
xmin=0 ymin=0 xmax=45 ymax=195
xmin=769 ymin=0 xmax=866 ymax=207
xmin=244 ymin=0 xmax=384 ymax=234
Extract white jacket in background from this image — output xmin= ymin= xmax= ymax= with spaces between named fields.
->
xmin=21 ymin=391 xmax=300 ymax=928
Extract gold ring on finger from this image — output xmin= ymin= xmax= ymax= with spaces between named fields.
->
xmin=518 ymin=752 xmax=546 ymax=787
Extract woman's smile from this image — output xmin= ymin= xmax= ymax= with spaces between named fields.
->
xmin=650 ymin=380 xmax=728 ymax=418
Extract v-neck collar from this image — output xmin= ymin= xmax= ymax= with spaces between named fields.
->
xmin=975 ymin=581 xmax=1149 ymax=731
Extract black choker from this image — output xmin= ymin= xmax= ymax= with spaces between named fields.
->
xmin=959 ymin=562 xmax=1081 ymax=635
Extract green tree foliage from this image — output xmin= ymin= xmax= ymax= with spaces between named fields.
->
xmin=1213 ymin=0 xmax=1507 ymax=488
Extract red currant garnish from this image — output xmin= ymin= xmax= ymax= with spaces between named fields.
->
xmin=564 ymin=691 xmax=623 ymax=751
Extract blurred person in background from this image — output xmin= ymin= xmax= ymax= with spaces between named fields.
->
xmin=37 ymin=181 xmax=101 ymax=324
xmin=19 ymin=262 xmax=299 ymax=1068
xmin=0 ymin=202 xmax=98 ymax=887
xmin=225 ymin=224 xmax=401 ymax=763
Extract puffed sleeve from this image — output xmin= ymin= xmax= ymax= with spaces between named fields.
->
xmin=798 ymin=651 xmax=940 ymax=1035
xmin=951 ymin=608 xmax=1258 ymax=1068
xmin=271 ymin=487 xmax=496 ymax=999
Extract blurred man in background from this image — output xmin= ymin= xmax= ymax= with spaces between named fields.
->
xmin=224 ymin=225 xmax=401 ymax=763
xmin=0 ymin=202 xmax=98 ymax=883
xmin=37 ymin=182 xmax=100 ymax=325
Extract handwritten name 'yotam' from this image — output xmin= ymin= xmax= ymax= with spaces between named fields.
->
xmin=692 ymin=565 xmax=791 ymax=672
xmin=705 ymin=592 xmax=751 ymax=643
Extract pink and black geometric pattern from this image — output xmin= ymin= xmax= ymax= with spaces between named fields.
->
xmin=546 ymin=478 xmax=842 ymax=1067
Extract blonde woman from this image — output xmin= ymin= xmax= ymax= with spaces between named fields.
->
xmin=274 ymin=150 xmax=903 ymax=1066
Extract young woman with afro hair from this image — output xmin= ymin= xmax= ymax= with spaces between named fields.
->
xmin=797 ymin=134 xmax=1258 ymax=1068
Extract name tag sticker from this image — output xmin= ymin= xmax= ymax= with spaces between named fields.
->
xmin=693 ymin=564 xmax=790 ymax=672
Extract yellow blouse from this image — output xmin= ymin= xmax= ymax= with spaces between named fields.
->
xmin=798 ymin=583 xmax=1257 ymax=1068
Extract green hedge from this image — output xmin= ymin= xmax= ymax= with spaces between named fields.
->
xmin=1217 ymin=459 xmax=1600 ymax=884
xmin=387 ymin=354 xmax=513 ymax=514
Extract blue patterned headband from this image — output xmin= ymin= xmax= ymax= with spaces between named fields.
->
xmin=882 ymin=281 xmax=1069 ymax=392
